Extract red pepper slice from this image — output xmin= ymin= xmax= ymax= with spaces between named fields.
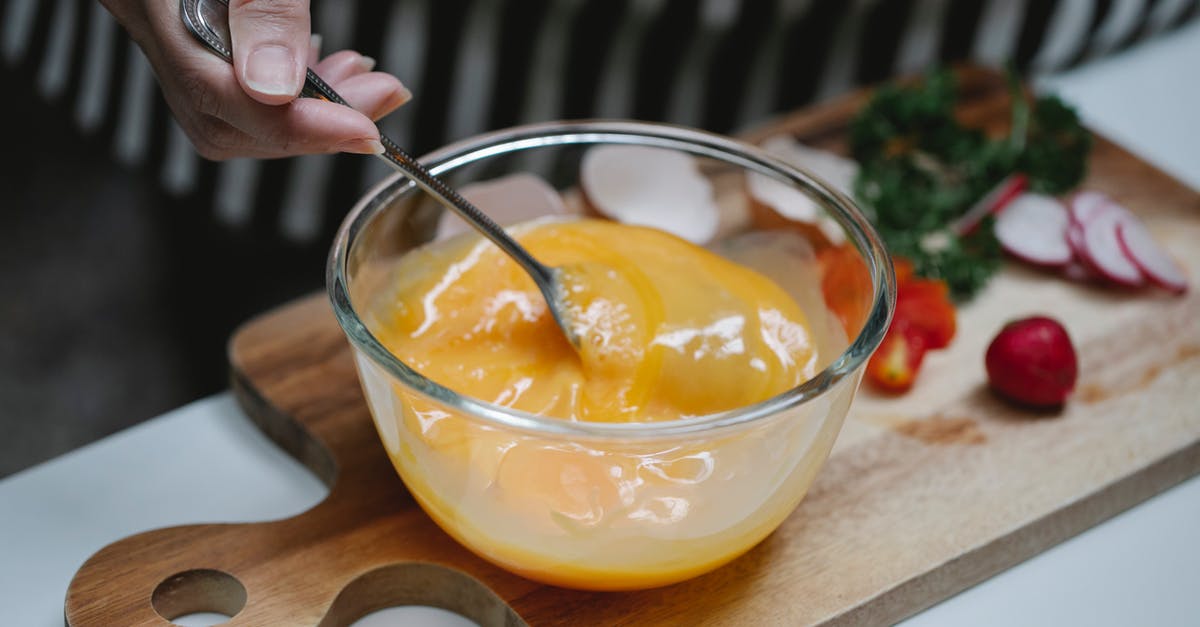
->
xmin=866 ymin=324 xmax=928 ymax=393
xmin=865 ymin=256 xmax=956 ymax=393
xmin=818 ymin=245 xmax=872 ymax=336
xmin=895 ymin=278 xmax=957 ymax=350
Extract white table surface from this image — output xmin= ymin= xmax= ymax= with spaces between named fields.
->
xmin=4 ymin=19 xmax=1200 ymax=627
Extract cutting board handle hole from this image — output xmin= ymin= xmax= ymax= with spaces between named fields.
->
xmin=322 ymin=563 xmax=525 ymax=627
xmin=151 ymin=569 xmax=247 ymax=624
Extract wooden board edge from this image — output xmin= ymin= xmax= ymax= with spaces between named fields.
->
xmin=828 ymin=437 xmax=1200 ymax=626
xmin=229 ymin=364 xmax=338 ymax=488
xmin=736 ymin=63 xmax=1011 ymax=145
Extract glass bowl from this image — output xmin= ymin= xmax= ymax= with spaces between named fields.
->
xmin=328 ymin=121 xmax=894 ymax=590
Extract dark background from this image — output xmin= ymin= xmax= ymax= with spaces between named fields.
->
xmin=2 ymin=67 xmax=329 ymax=478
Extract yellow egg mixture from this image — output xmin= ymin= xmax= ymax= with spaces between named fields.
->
xmin=362 ymin=218 xmax=831 ymax=589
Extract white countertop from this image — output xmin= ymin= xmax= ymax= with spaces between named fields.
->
xmin=4 ymin=19 xmax=1200 ymax=627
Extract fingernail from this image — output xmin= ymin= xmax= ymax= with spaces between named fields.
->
xmin=336 ymin=138 xmax=385 ymax=155
xmin=245 ymin=45 xmax=300 ymax=97
xmin=396 ymin=84 xmax=413 ymax=104
xmin=308 ymin=34 xmax=323 ymax=58
xmin=357 ymin=55 xmax=377 ymax=72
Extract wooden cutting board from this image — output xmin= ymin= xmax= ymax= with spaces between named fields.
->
xmin=66 ymin=68 xmax=1200 ymax=626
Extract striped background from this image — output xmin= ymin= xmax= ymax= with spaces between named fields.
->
xmin=6 ymin=0 xmax=1198 ymax=247
xmin=1 ymin=0 xmax=1198 ymax=475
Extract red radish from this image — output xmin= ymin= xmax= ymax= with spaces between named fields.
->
xmin=986 ymin=316 xmax=1078 ymax=408
xmin=1081 ymin=210 xmax=1144 ymax=286
xmin=994 ymin=193 xmax=1072 ymax=267
xmin=581 ymin=145 xmax=720 ymax=244
xmin=437 ymin=173 xmax=572 ymax=240
xmin=1068 ymin=190 xmax=1115 ymax=226
xmin=951 ymin=174 xmax=1028 ymax=236
xmin=1117 ymin=219 xmax=1188 ymax=293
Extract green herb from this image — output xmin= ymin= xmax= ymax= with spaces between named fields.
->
xmin=849 ymin=69 xmax=1091 ymax=300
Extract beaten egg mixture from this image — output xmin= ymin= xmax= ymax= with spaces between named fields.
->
xmin=360 ymin=218 xmax=829 ymax=588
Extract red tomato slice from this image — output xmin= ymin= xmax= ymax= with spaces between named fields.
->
xmin=819 ymin=245 xmax=872 ymax=336
xmin=867 ymin=325 xmax=928 ymax=393
xmin=895 ymin=278 xmax=956 ymax=349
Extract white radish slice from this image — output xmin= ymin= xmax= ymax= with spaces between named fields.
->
xmin=994 ymin=193 xmax=1073 ymax=267
xmin=746 ymin=135 xmax=857 ymax=245
xmin=1082 ymin=210 xmax=1145 ymax=286
xmin=581 ymin=145 xmax=719 ymax=244
xmin=950 ymin=173 xmax=1027 ymax=236
xmin=1064 ymin=223 xmax=1107 ymax=283
xmin=436 ymin=173 xmax=572 ymax=240
xmin=1116 ymin=219 xmax=1188 ymax=292
xmin=1069 ymin=190 xmax=1118 ymax=226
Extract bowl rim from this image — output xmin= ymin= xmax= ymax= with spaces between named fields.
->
xmin=328 ymin=120 xmax=895 ymax=440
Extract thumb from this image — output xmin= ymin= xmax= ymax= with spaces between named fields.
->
xmin=228 ymin=0 xmax=310 ymax=105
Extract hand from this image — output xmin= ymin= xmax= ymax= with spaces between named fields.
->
xmin=101 ymin=0 xmax=410 ymax=160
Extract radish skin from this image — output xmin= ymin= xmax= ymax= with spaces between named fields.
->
xmin=1066 ymin=222 xmax=1087 ymax=259
xmin=1068 ymin=190 xmax=1114 ymax=226
xmin=1062 ymin=261 xmax=1099 ymax=283
xmin=1081 ymin=210 xmax=1144 ymax=286
xmin=951 ymin=174 xmax=1028 ymax=236
xmin=1116 ymin=219 xmax=1188 ymax=293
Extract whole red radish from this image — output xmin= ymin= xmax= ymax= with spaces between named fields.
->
xmin=985 ymin=316 xmax=1078 ymax=408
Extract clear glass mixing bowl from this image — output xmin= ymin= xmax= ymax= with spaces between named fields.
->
xmin=328 ymin=121 xmax=894 ymax=590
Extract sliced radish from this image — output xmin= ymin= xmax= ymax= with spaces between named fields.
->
xmin=1066 ymin=221 xmax=1087 ymax=260
xmin=994 ymin=193 xmax=1073 ymax=267
xmin=580 ymin=145 xmax=719 ymax=244
xmin=1068 ymin=190 xmax=1118 ymax=226
xmin=1116 ymin=219 xmax=1188 ymax=293
xmin=437 ymin=173 xmax=572 ymax=240
xmin=746 ymin=135 xmax=857 ymax=246
xmin=1061 ymin=260 xmax=1099 ymax=283
xmin=1065 ymin=225 xmax=1108 ymax=284
xmin=1081 ymin=210 xmax=1144 ymax=286
xmin=951 ymin=173 xmax=1028 ymax=236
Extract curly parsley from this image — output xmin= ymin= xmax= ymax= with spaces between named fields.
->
xmin=849 ymin=69 xmax=1091 ymax=300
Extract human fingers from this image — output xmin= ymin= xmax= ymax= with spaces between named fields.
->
xmin=330 ymin=72 xmax=412 ymax=121
xmin=228 ymin=0 xmax=310 ymax=105
xmin=184 ymin=64 xmax=379 ymax=157
xmin=214 ymin=72 xmax=408 ymax=157
xmin=313 ymin=49 xmax=377 ymax=83
xmin=194 ymin=98 xmax=383 ymax=159
xmin=244 ymin=97 xmax=382 ymax=155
